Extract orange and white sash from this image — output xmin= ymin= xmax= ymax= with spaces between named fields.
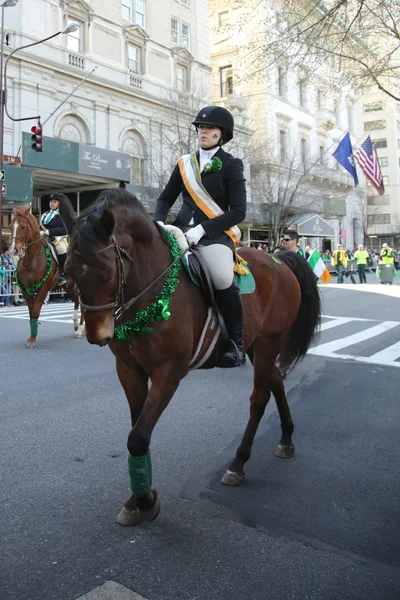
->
xmin=178 ymin=152 xmax=241 ymax=247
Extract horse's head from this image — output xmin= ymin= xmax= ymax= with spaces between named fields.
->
xmin=59 ymin=190 xmax=144 ymax=347
xmin=9 ymin=207 xmax=38 ymax=254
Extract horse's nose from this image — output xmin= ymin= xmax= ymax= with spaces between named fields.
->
xmin=87 ymin=336 xmax=112 ymax=347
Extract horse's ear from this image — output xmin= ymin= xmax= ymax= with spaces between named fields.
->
xmin=95 ymin=209 xmax=115 ymax=241
xmin=58 ymin=193 xmax=76 ymax=234
xmin=21 ymin=207 xmax=30 ymax=215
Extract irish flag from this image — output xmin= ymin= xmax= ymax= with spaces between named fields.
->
xmin=308 ymin=249 xmax=332 ymax=284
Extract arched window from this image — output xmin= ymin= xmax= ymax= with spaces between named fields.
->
xmin=58 ymin=115 xmax=89 ymax=143
xmin=121 ymin=130 xmax=146 ymax=185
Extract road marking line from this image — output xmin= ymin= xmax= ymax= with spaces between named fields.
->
xmin=309 ymin=321 xmax=400 ymax=354
xmin=75 ymin=580 xmax=149 ymax=600
xmin=320 ymin=317 xmax=355 ymax=331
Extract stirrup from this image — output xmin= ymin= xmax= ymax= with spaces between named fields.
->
xmin=217 ymin=339 xmax=244 ymax=368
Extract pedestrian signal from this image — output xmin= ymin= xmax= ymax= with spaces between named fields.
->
xmin=31 ymin=123 xmax=43 ymax=152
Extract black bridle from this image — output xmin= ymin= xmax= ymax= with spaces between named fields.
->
xmin=77 ymin=234 xmax=184 ymax=322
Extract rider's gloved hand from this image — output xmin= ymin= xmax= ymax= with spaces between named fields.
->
xmin=185 ymin=224 xmax=205 ymax=246
xmin=40 ymin=230 xmax=49 ymax=237
xmin=156 ymin=221 xmax=165 ymax=227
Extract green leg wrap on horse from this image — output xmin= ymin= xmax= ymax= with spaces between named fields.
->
xmin=128 ymin=450 xmax=152 ymax=496
xmin=30 ymin=318 xmax=38 ymax=337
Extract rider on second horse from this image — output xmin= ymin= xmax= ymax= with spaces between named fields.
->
xmin=155 ymin=105 xmax=247 ymax=368
xmin=40 ymin=193 xmax=68 ymax=287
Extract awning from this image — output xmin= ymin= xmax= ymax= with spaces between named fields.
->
xmin=21 ymin=133 xmax=131 ymax=196
xmin=286 ymin=214 xmax=335 ymax=237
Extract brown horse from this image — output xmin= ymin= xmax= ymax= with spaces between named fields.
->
xmin=59 ymin=189 xmax=320 ymax=526
xmin=9 ymin=206 xmax=85 ymax=348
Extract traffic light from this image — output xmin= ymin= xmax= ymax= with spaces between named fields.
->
xmin=31 ymin=122 xmax=43 ymax=152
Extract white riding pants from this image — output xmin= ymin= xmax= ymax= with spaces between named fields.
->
xmin=196 ymin=243 xmax=234 ymax=291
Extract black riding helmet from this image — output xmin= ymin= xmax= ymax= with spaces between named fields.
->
xmin=192 ymin=106 xmax=234 ymax=145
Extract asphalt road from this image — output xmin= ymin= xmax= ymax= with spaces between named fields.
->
xmin=1 ymin=282 xmax=400 ymax=600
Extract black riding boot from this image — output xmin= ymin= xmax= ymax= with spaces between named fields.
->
xmin=215 ymin=282 xmax=244 ymax=368
xmin=57 ymin=253 xmax=67 ymax=287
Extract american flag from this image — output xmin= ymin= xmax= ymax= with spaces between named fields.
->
xmin=354 ymin=135 xmax=385 ymax=196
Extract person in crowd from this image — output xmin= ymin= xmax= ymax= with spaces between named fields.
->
xmin=331 ymin=243 xmax=348 ymax=283
xmin=354 ymin=244 xmax=369 ymax=283
xmin=154 ymin=105 xmax=247 ymax=368
xmin=380 ymin=243 xmax=394 ymax=264
xmin=281 ymin=231 xmax=305 ymax=257
xmin=0 ymin=244 xmax=14 ymax=306
xmin=40 ymin=193 xmax=68 ymax=286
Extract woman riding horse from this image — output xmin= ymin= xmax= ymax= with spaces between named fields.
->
xmin=59 ymin=186 xmax=320 ymax=527
xmin=9 ymin=205 xmax=84 ymax=347
xmin=155 ymin=105 xmax=246 ymax=368
xmin=40 ymin=193 xmax=68 ymax=287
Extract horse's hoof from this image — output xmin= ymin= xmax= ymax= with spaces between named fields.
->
xmin=74 ymin=333 xmax=82 ymax=339
xmin=220 ymin=469 xmax=245 ymax=486
xmin=275 ymin=444 xmax=295 ymax=458
xmin=116 ymin=491 xmax=160 ymax=527
xmin=25 ymin=342 xmax=36 ymax=349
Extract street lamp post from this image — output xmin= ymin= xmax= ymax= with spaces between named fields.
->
xmin=0 ymin=17 xmax=80 ymax=248
xmin=0 ymin=0 xmax=18 ymax=249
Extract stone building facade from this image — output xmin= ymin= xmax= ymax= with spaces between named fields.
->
xmin=209 ymin=0 xmax=365 ymax=250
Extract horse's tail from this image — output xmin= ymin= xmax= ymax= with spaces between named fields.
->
xmin=277 ymin=251 xmax=321 ymax=371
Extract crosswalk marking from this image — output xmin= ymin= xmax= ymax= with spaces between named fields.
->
xmin=0 ymin=303 xmax=78 ymax=325
xmin=310 ymin=321 xmax=400 ymax=354
xmin=310 ymin=317 xmax=400 ymax=368
xmin=320 ymin=317 xmax=355 ymax=331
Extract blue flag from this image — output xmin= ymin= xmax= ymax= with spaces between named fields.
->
xmin=332 ymin=132 xmax=358 ymax=186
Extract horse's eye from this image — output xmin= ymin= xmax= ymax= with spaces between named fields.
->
xmin=20 ymin=226 xmax=25 ymax=230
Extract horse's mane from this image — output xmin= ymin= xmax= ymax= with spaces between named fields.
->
xmin=73 ymin=188 xmax=152 ymax=267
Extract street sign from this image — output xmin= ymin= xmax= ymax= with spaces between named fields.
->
xmin=2 ymin=184 xmax=7 ymax=194
xmin=3 ymin=155 xmax=21 ymax=165
xmin=0 ymin=170 xmax=4 ymax=180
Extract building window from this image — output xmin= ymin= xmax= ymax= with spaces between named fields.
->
xmin=317 ymin=89 xmax=324 ymax=109
xmin=299 ymin=79 xmax=306 ymax=108
xmin=218 ymin=11 xmax=229 ymax=27
xmin=122 ymin=131 xmax=146 ymax=186
xmin=171 ymin=18 xmax=179 ymax=44
xmin=319 ymin=145 xmax=325 ymax=164
xmin=66 ymin=18 xmax=82 ymax=52
xmin=301 ymin=138 xmax=308 ymax=165
xmin=182 ymin=23 xmax=190 ymax=49
xmin=181 ymin=0 xmax=190 ymax=6
xmin=373 ymin=139 xmax=387 ymax=149
xmin=136 ymin=0 xmax=145 ymax=27
xmin=364 ymin=101 xmax=383 ymax=112
xmin=382 ymin=175 xmax=389 ymax=185
xmin=220 ymin=65 xmax=233 ymax=97
xmin=368 ymin=214 xmax=391 ymax=225
xmin=367 ymin=195 xmax=390 ymax=206
xmin=348 ymin=107 xmax=352 ymax=131
xmin=58 ymin=115 xmax=89 ymax=143
xmin=379 ymin=157 xmax=388 ymax=167
xmin=280 ymin=130 xmax=287 ymax=162
xmin=176 ymin=65 xmax=188 ymax=92
xmin=277 ymin=66 xmax=286 ymax=98
xmin=128 ymin=45 xmax=140 ymax=74
xmin=364 ymin=120 xmax=386 ymax=131
xmin=122 ymin=0 xmax=132 ymax=21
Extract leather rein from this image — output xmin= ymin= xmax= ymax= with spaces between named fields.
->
xmin=77 ymin=233 xmax=184 ymax=322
